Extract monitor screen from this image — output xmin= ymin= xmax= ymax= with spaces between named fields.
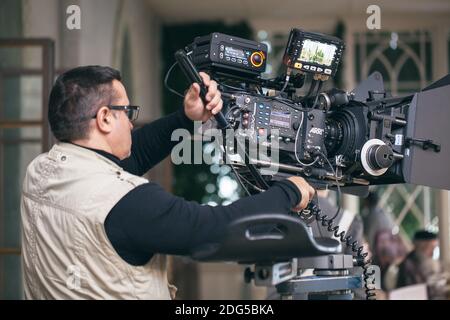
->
xmin=225 ymin=46 xmax=246 ymax=60
xmin=298 ymin=39 xmax=337 ymax=67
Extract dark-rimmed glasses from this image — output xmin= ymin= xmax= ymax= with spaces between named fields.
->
xmin=93 ymin=105 xmax=140 ymax=122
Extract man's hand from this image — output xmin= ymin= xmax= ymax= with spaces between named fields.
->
xmin=287 ymin=176 xmax=315 ymax=212
xmin=184 ymin=72 xmax=223 ymax=122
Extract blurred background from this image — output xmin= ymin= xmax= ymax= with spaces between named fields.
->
xmin=0 ymin=0 xmax=450 ymax=300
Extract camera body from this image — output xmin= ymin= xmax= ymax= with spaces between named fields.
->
xmin=223 ymin=85 xmax=407 ymax=190
xmin=177 ymin=29 xmax=450 ymax=300
xmin=184 ymin=29 xmax=450 ymax=192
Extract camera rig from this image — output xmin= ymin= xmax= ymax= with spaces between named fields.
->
xmin=177 ymin=29 xmax=450 ymax=195
xmin=168 ymin=29 xmax=450 ymax=300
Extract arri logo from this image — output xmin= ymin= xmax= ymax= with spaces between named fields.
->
xmin=309 ymin=127 xmax=324 ymax=135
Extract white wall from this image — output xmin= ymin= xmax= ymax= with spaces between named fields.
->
xmin=22 ymin=0 xmax=162 ymax=123
xmin=114 ymin=0 xmax=163 ymax=122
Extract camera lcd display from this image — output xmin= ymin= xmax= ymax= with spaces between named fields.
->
xmin=269 ymin=111 xmax=291 ymax=128
xmin=299 ymin=39 xmax=337 ymax=67
xmin=225 ymin=46 xmax=246 ymax=60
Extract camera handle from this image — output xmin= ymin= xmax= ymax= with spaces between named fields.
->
xmin=174 ymin=49 xmax=270 ymax=190
xmin=190 ymin=213 xmax=342 ymax=263
xmin=174 ymin=49 xmax=229 ymax=129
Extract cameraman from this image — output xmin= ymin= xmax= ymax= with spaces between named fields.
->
xmin=20 ymin=66 xmax=315 ymax=299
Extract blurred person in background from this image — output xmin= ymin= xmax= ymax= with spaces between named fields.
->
xmin=396 ymin=230 xmax=448 ymax=299
xmin=372 ymin=229 xmax=407 ymax=291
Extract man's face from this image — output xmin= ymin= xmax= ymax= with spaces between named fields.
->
xmin=415 ymin=239 xmax=439 ymax=259
xmin=108 ymin=80 xmax=133 ymax=160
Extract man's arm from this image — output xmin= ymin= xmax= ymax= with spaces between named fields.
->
xmin=120 ymin=108 xmax=193 ymax=176
xmin=104 ymin=180 xmax=301 ymax=266
xmin=121 ymin=72 xmax=223 ymax=176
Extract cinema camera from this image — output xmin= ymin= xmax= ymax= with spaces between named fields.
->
xmin=168 ymin=29 xmax=450 ymax=300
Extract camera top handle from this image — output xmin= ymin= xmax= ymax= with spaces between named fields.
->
xmin=174 ymin=49 xmax=229 ymax=129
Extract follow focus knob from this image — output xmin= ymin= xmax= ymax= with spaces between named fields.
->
xmin=367 ymin=144 xmax=394 ymax=170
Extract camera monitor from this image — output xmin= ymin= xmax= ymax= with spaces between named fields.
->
xmin=283 ymin=29 xmax=345 ymax=77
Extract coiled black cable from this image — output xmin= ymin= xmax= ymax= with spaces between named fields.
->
xmin=306 ymin=201 xmax=377 ymax=300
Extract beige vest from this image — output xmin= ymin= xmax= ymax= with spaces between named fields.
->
xmin=21 ymin=142 xmax=175 ymax=299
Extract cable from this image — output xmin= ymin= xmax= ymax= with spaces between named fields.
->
xmin=226 ymin=116 xmax=269 ymax=191
xmin=219 ymin=82 xmax=249 ymax=94
xmin=225 ymin=105 xmax=241 ymax=119
xmin=164 ymin=50 xmax=196 ymax=99
xmin=312 ymin=191 xmax=325 ymax=238
xmin=235 ymin=170 xmax=266 ymax=193
xmin=303 ymin=152 xmax=377 ymax=300
xmin=303 ymin=79 xmax=317 ymax=101
xmin=311 ymin=81 xmax=323 ymax=109
xmin=293 ymin=112 xmax=320 ymax=167
xmin=230 ymin=163 xmax=252 ymax=196
xmin=223 ymin=132 xmax=269 ymax=193
xmin=307 ymin=201 xmax=377 ymax=300
xmin=318 ymin=152 xmax=341 ymax=221
xmin=222 ymin=139 xmax=252 ymax=197
xmin=279 ymin=77 xmax=290 ymax=93
xmin=164 ymin=61 xmax=184 ymax=98
xmin=278 ymin=69 xmax=292 ymax=94
xmin=256 ymin=86 xmax=263 ymax=95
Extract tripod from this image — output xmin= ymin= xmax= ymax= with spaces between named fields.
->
xmin=190 ymin=213 xmax=378 ymax=300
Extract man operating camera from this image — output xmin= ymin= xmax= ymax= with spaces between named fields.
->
xmin=21 ymin=66 xmax=315 ymax=299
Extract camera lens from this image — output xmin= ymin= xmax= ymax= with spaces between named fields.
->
xmin=324 ymin=118 xmax=343 ymax=154
xmin=324 ymin=107 xmax=367 ymax=161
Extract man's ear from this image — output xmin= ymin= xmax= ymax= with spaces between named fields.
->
xmin=95 ymin=106 xmax=114 ymax=133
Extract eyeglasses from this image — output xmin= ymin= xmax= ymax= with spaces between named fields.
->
xmin=92 ymin=105 xmax=140 ymax=122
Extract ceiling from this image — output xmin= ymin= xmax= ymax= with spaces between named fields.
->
xmin=146 ymin=0 xmax=450 ymax=24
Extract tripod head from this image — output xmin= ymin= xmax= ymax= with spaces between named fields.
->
xmin=190 ymin=205 xmax=380 ymax=300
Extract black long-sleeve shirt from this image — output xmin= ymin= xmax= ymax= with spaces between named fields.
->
xmin=84 ymin=109 xmax=302 ymax=266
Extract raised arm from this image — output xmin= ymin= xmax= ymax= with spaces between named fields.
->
xmin=120 ymin=108 xmax=193 ymax=175
xmin=121 ymin=72 xmax=222 ymax=176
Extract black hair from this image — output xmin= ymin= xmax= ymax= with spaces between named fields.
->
xmin=48 ymin=65 xmax=122 ymax=141
xmin=413 ymin=230 xmax=438 ymax=241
